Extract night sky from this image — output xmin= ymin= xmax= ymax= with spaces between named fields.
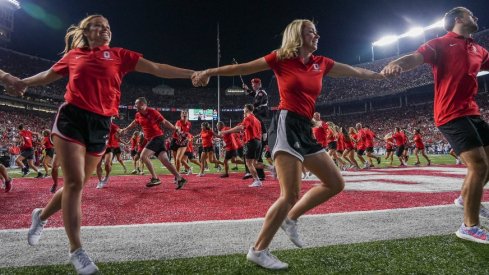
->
xmin=8 ymin=0 xmax=489 ymax=88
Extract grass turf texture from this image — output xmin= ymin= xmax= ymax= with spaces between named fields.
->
xmin=2 ymin=234 xmax=489 ymax=274
xmin=8 ymin=154 xmax=459 ymax=179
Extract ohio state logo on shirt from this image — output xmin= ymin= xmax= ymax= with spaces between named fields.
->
xmin=312 ymin=63 xmax=321 ymax=72
xmin=102 ymin=51 xmax=113 ymax=60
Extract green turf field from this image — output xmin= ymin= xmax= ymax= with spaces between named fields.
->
xmin=8 ymin=153 xmax=459 ymax=179
xmin=2 ymin=234 xmax=488 ymax=274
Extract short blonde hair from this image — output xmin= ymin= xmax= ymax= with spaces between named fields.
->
xmin=62 ymin=15 xmax=107 ymax=54
xmin=276 ymin=19 xmax=315 ymax=60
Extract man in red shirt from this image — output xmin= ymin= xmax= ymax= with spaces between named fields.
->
xmin=363 ymin=125 xmax=381 ymax=167
xmin=121 ymin=97 xmax=187 ymax=189
xmin=217 ymin=121 xmax=245 ymax=178
xmin=354 ymin=123 xmax=368 ymax=168
xmin=219 ymin=104 xmax=265 ymax=187
xmin=15 ymin=124 xmax=42 ymax=178
xmin=392 ymin=127 xmax=408 ymax=166
xmin=95 ymin=122 xmax=119 ymax=189
xmin=382 ymin=7 xmax=489 ymax=243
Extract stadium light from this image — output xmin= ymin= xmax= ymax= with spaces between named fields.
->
xmin=404 ymin=27 xmax=424 ymax=37
xmin=2 ymin=0 xmax=20 ymax=9
xmin=372 ymin=35 xmax=399 ymax=47
xmin=425 ymin=19 xmax=444 ymax=30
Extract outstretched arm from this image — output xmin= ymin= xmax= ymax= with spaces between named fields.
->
xmin=23 ymin=69 xmax=63 ymax=87
xmin=135 ymin=58 xmax=194 ymax=79
xmin=192 ymin=57 xmax=270 ymax=87
xmin=381 ymin=52 xmax=424 ymax=77
xmin=327 ymin=62 xmax=384 ymax=80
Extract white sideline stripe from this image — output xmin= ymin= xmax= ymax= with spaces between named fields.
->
xmin=0 ymin=204 xmax=476 ymax=268
xmin=0 ymin=204 xmax=456 ymax=233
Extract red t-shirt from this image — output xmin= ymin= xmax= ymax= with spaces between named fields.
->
xmin=186 ymin=134 xmax=194 ymax=153
xmin=107 ymin=123 xmax=120 ymax=148
xmin=201 ymin=129 xmax=214 ymax=148
xmin=130 ymin=136 xmax=139 ymax=151
xmin=234 ymin=132 xmax=244 ymax=149
xmin=325 ymin=128 xmax=336 ymax=144
xmin=385 ymin=137 xmax=394 ymax=150
xmin=264 ymin=51 xmax=335 ymax=119
xmin=220 ymin=126 xmax=238 ymax=151
xmin=337 ymin=133 xmax=345 ymax=151
xmin=19 ymin=130 xmax=33 ymax=150
xmin=355 ymin=129 xmax=366 ymax=150
xmin=392 ymin=132 xmax=404 ymax=147
xmin=134 ymin=108 xmax=164 ymax=140
xmin=173 ymin=120 xmax=191 ymax=138
xmin=312 ymin=121 xmax=328 ymax=147
xmin=51 ymin=46 xmax=142 ymax=117
xmin=413 ymin=133 xmax=424 ymax=148
xmin=138 ymin=137 xmax=147 ymax=152
xmin=242 ymin=114 xmax=262 ymax=143
xmin=42 ymin=136 xmax=54 ymax=149
xmin=417 ymin=32 xmax=489 ymax=126
xmin=365 ymin=129 xmax=375 ymax=148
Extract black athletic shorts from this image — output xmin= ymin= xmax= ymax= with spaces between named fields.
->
xmin=184 ymin=151 xmax=195 ymax=160
xmin=237 ymin=147 xmax=244 ymax=158
xmin=396 ymin=145 xmax=405 ymax=157
xmin=386 ymin=148 xmax=394 ymax=153
xmin=20 ymin=148 xmax=34 ymax=160
xmin=202 ymin=146 xmax=213 ymax=153
xmin=268 ymin=110 xmax=324 ymax=161
xmin=366 ymin=147 xmax=374 ymax=153
xmin=438 ymin=116 xmax=489 ymax=155
xmin=224 ymin=149 xmax=237 ymax=160
xmin=104 ymin=147 xmax=114 ymax=155
xmin=243 ymin=139 xmax=262 ymax=160
xmin=170 ymin=139 xmax=181 ymax=151
xmin=45 ymin=148 xmax=55 ymax=158
xmin=328 ymin=141 xmax=337 ymax=150
xmin=145 ymin=135 xmax=167 ymax=156
xmin=130 ymin=149 xmax=138 ymax=157
xmin=112 ymin=147 xmax=121 ymax=155
xmin=356 ymin=149 xmax=365 ymax=156
xmin=52 ymin=103 xmax=111 ymax=156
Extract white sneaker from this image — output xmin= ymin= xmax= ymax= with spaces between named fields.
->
xmin=453 ymin=196 xmax=489 ymax=219
xmin=249 ymin=180 xmax=262 ymax=187
xmin=197 ymin=173 xmax=205 ymax=177
xmin=28 ymin=208 xmax=47 ymax=246
xmin=70 ymin=247 xmax=99 ymax=275
xmin=363 ymin=161 xmax=370 ymax=169
xmin=1 ymin=180 xmax=5 ymax=189
xmin=246 ymin=247 xmax=288 ymax=270
xmin=280 ymin=217 xmax=304 ymax=248
xmin=454 ymin=196 xmax=463 ymax=208
xmin=96 ymin=178 xmax=108 ymax=189
xmin=217 ymin=166 xmax=222 ymax=172
xmin=456 ymin=158 xmax=462 ymax=165
xmin=187 ymin=167 xmax=193 ymax=175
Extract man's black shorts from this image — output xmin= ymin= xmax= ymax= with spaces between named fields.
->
xmin=438 ymin=116 xmax=489 ymax=155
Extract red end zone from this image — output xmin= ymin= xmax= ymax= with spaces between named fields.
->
xmin=1 ymin=166 xmax=487 ymax=230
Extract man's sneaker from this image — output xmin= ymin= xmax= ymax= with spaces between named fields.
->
xmin=197 ymin=173 xmax=205 ymax=177
xmin=453 ymin=196 xmax=489 ymax=219
xmin=242 ymin=173 xmax=252 ymax=180
xmin=5 ymin=178 xmax=12 ymax=193
xmin=454 ymin=196 xmax=464 ymax=208
xmin=246 ymin=247 xmax=288 ymax=270
xmin=187 ymin=167 xmax=193 ymax=175
xmin=50 ymin=183 xmax=57 ymax=194
xmin=220 ymin=173 xmax=229 ymax=178
xmin=139 ymin=171 xmax=145 ymax=175
xmin=455 ymin=224 xmax=489 ymax=244
xmin=280 ymin=217 xmax=304 ymax=248
xmin=22 ymin=167 xmax=29 ymax=177
xmin=130 ymin=169 xmax=138 ymax=175
xmin=35 ymin=172 xmax=44 ymax=179
xmin=146 ymin=178 xmax=161 ymax=187
xmin=176 ymin=177 xmax=187 ymax=190
xmin=249 ymin=180 xmax=262 ymax=187
xmin=69 ymin=247 xmax=99 ymax=275
xmin=28 ymin=208 xmax=47 ymax=245
xmin=96 ymin=178 xmax=109 ymax=189
xmin=217 ymin=165 xmax=222 ymax=172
